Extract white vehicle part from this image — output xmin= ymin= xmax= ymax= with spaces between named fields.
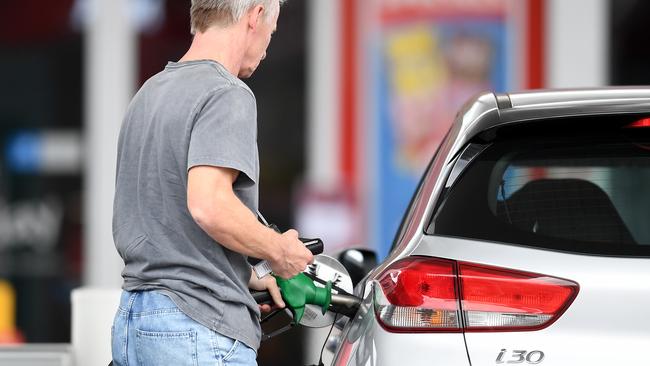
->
xmin=412 ymin=236 xmax=650 ymax=366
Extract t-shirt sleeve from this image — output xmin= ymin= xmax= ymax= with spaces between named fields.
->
xmin=188 ymin=85 xmax=258 ymax=184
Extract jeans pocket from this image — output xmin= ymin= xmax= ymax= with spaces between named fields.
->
xmin=213 ymin=333 xmax=240 ymax=362
xmin=135 ymin=329 xmax=198 ymax=366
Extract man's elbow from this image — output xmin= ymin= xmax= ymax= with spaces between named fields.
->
xmin=187 ymin=200 xmax=228 ymax=233
xmin=188 ymin=202 xmax=209 ymax=229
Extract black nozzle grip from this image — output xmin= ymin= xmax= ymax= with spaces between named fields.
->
xmin=252 ymin=290 xmax=273 ymax=305
xmin=300 ymin=238 xmax=323 ymax=255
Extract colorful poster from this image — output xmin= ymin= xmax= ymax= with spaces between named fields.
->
xmin=369 ymin=0 xmax=511 ymax=258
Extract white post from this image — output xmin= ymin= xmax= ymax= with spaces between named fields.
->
xmin=83 ymin=0 xmax=136 ymax=288
xmin=547 ymin=0 xmax=608 ymax=87
xmin=307 ymin=0 xmax=341 ymax=190
xmin=304 ymin=0 xmax=342 ymax=364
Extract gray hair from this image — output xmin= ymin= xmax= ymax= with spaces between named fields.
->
xmin=190 ymin=0 xmax=285 ymax=34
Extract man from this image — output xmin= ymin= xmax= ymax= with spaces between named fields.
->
xmin=111 ymin=1 xmax=313 ymax=365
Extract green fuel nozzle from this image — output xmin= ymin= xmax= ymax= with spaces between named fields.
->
xmin=274 ymin=273 xmax=332 ymax=324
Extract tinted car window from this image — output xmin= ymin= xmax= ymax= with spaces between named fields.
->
xmin=429 ymin=117 xmax=650 ymax=256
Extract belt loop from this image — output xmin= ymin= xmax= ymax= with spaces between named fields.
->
xmin=126 ymin=290 xmax=139 ymax=314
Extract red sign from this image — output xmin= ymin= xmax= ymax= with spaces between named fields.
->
xmin=380 ymin=0 xmax=507 ymax=23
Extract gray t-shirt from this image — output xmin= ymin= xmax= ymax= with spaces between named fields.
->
xmin=113 ymin=60 xmax=262 ymax=350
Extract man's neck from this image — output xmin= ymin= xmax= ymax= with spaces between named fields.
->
xmin=179 ymin=25 xmax=248 ymax=77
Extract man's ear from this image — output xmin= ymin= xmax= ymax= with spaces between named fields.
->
xmin=247 ymin=5 xmax=265 ymax=31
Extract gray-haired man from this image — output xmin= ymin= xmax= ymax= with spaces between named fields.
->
xmin=111 ymin=1 xmax=312 ymax=364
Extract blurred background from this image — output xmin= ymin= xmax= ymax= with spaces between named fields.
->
xmin=0 ymin=0 xmax=648 ymax=364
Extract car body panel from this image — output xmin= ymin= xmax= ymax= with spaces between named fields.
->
xmin=333 ymin=88 xmax=650 ymax=365
xmin=412 ymin=236 xmax=650 ymax=365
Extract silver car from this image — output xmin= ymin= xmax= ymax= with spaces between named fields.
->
xmin=331 ymin=88 xmax=650 ymax=366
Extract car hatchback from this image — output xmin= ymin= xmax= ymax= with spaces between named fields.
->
xmin=332 ymin=88 xmax=650 ymax=366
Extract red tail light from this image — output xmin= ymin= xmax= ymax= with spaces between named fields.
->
xmin=625 ymin=118 xmax=650 ymax=128
xmin=459 ymin=263 xmax=579 ymax=331
xmin=375 ymin=257 xmax=461 ymax=332
xmin=375 ymin=257 xmax=579 ymax=333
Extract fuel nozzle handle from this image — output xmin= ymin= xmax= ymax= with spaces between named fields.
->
xmin=252 ymin=237 xmax=323 ymax=279
xmin=251 ymin=273 xmax=332 ymax=322
xmin=300 ymin=238 xmax=323 ymax=256
xmin=251 ymin=290 xmax=275 ymax=305
xmin=250 ymin=234 xmax=360 ymax=321
xmin=275 ymin=273 xmax=332 ymax=324
xmin=252 ymin=276 xmax=361 ymax=321
xmin=251 ymin=237 xmax=324 ymax=305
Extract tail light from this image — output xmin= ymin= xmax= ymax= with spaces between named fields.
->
xmin=625 ymin=117 xmax=650 ymax=128
xmin=374 ymin=257 xmax=461 ymax=331
xmin=374 ymin=257 xmax=578 ymax=333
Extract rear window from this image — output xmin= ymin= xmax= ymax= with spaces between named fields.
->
xmin=428 ymin=116 xmax=650 ymax=257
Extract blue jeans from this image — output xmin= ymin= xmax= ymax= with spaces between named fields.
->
xmin=112 ymin=290 xmax=257 ymax=366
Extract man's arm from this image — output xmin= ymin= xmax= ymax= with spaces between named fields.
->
xmin=187 ymin=165 xmax=313 ymax=279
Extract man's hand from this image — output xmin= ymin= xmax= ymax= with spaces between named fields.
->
xmin=269 ymin=229 xmax=314 ymax=279
xmin=249 ymin=270 xmax=284 ymax=313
